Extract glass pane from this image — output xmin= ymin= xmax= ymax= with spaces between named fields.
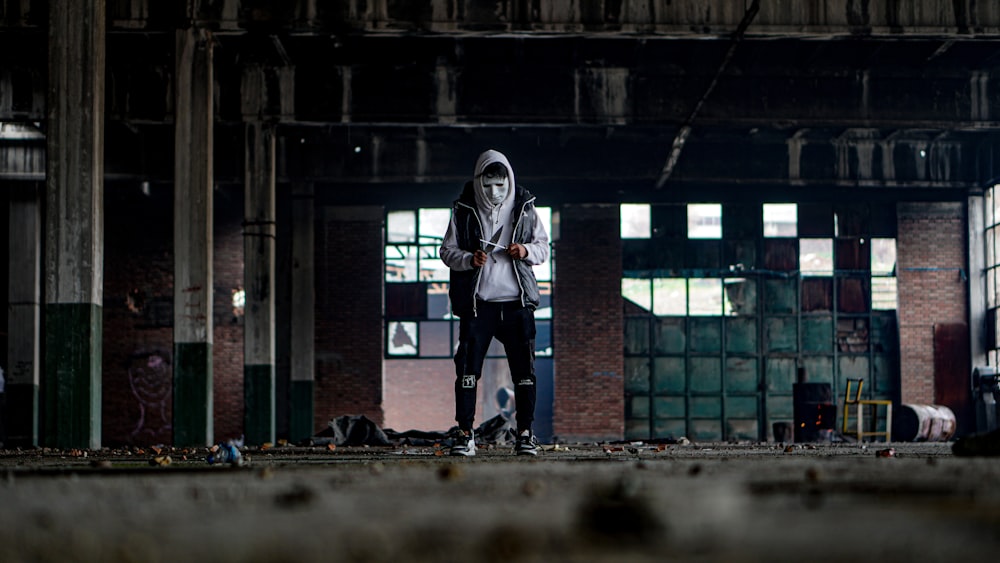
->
xmin=387 ymin=321 xmax=418 ymax=355
xmin=652 ymin=278 xmax=686 ymax=316
xmin=387 ymin=210 xmax=416 ymax=243
xmin=800 ymin=238 xmax=833 ymax=276
xmin=537 ymin=206 xmax=553 ymax=240
xmin=533 ymin=263 xmax=552 ymax=283
xmin=621 ymin=204 xmax=651 ymax=239
xmin=419 ymin=245 xmax=449 ymax=281
xmin=994 ymin=185 xmax=1000 ymax=228
xmin=988 ymin=227 xmax=996 ymax=268
xmin=688 ymin=278 xmax=723 ymax=316
xmin=990 ymin=268 xmax=998 ymax=309
xmin=623 ymin=278 xmax=652 ymax=311
xmin=871 ymin=238 xmax=897 ymax=275
xmin=418 ymin=208 xmax=450 ymax=244
xmin=385 ymin=245 xmax=418 ymax=282
xmin=872 ymin=278 xmax=898 ymax=311
xmin=763 ymin=203 xmax=797 ymax=237
xmin=688 ymin=204 xmax=722 ymax=239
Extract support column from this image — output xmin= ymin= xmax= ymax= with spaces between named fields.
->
xmin=290 ymin=182 xmax=315 ymax=442
xmin=44 ymin=0 xmax=105 ymax=450
xmin=7 ymin=182 xmax=42 ymax=447
xmin=968 ymin=195 xmax=987 ymax=369
xmin=173 ymin=27 xmax=214 ymax=447
xmin=243 ymin=120 xmax=276 ymax=445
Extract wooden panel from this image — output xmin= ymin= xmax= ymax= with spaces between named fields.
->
xmin=934 ymin=322 xmax=972 ymax=436
xmin=802 ymin=277 xmax=833 ymax=312
xmin=764 ymin=238 xmax=798 ymax=271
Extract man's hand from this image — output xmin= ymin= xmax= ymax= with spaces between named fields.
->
xmin=472 ymin=249 xmax=487 ymax=268
xmin=506 ymin=243 xmax=527 ymax=260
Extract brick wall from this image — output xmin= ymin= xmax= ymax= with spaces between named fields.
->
xmin=553 ymin=204 xmax=624 ymax=442
xmin=314 ymin=206 xmax=385 ymax=430
xmin=896 ymin=202 xmax=968 ymax=405
xmin=101 ymin=184 xmax=245 ymax=447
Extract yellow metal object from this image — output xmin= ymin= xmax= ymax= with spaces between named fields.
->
xmin=842 ymin=378 xmax=893 ymax=442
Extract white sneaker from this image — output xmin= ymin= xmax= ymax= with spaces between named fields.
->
xmin=450 ymin=430 xmax=476 ymax=457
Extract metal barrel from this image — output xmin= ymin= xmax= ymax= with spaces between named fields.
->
xmin=893 ymin=403 xmax=957 ymax=442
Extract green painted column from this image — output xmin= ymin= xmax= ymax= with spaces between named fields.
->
xmin=43 ymin=0 xmax=106 ymax=450
xmin=243 ymin=116 xmax=276 ymax=445
xmin=8 ymin=181 xmax=42 ymax=447
xmin=290 ymin=183 xmax=316 ymax=442
xmin=172 ymin=26 xmax=214 ymax=447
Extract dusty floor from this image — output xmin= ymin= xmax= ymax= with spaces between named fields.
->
xmin=0 ymin=440 xmax=998 ymax=562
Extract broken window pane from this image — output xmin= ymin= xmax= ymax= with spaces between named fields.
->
xmin=872 ymin=278 xmax=897 ymax=311
xmin=800 ymin=238 xmax=833 ymax=276
xmin=688 ymin=278 xmax=723 ymax=316
xmin=653 ymin=278 xmax=686 ymax=316
xmin=418 ymin=208 xmax=450 ymax=244
xmin=385 ymin=245 xmax=418 ymax=282
xmin=621 ymin=204 xmax=651 ymax=239
xmin=387 ymin=321 xmax=418 ymax=355
xmin=622 ymin=278 xmax=651 ymax=311
xmin=763 ymin=203 xmax=797 ymax=237
xmin=387 ymin=210 xmax=416 ymax=243
xmin=688 ymin=204 xmax=721 ymax=239
xmin=419 ymin=245 xmax=449 ymax=281
xmin=871 ymin=238 xmax=896 ymax=275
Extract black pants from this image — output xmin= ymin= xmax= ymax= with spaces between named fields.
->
xmin=454 ymin=300 xmax=536 ymax=434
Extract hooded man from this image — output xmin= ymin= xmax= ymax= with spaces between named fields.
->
xmin=440 ymin=149 xmax=550 ymax=456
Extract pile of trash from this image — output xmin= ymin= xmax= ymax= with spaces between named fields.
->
xmin=310 ymin=414 xmax=517 ymax=448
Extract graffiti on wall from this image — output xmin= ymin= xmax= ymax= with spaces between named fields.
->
xmin=127 ymin=350 xmax=172 ymax=444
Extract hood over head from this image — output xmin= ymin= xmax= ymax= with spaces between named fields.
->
xmin=473 ymin=149 xmax=515 ymax=210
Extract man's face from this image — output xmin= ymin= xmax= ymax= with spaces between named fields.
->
xmin=481 ymin=174 xmax=509 ymax=205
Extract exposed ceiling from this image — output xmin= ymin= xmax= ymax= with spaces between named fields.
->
xmin=3 ymin=0 xmax=1000 ymax=206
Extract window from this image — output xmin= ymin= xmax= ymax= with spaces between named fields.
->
xmin=871 ymin=238 xmax=897 ymax=311
xmin=688 ymin=204 xmax=721 ymax=239
xmin=385 ymin=207 xmax=554 ymax=358
xmin=621 ymin=204 xmax=651 ymax=239
xmin=800 ymin=239 xmax=833 ymax=276
xmin=763 ymin=203 xmax=797 ymax=237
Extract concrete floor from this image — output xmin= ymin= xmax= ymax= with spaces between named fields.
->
xmin=0 ymin=441 xmax=997 ymax=562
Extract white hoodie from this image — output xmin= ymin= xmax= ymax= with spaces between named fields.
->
xmin=441 ymin=149 xmax=549 ymax=303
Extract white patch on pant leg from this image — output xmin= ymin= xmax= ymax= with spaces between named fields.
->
xmin=462 ymin=375 xmax=477 ymax=389
xmin=516 ymin=379 xmax=534 ymax=386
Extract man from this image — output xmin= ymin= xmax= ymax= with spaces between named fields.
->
xmin=440 ymin=149 xmax=550 ymax=456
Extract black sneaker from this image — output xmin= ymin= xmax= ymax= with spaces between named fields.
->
xmin=515 ymin=430 xmax=539 ymax=456
xmin=450 ymin=430 xmax=476 ymax=457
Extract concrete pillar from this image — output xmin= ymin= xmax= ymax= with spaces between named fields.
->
xmin=968 ymin=195 xmax=987 ymax=370
xmin=243 ymin=120 xmax=276 ymax=445
xmin=44 ymin=0 xmax=105 ymax=450
xmin=289 ymin=182 xmax=315 ymax=442
xmin=172 ymin=27 xmax=214 ymax=447
xmin=7 ymin=182 xmax=42 ymax=447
